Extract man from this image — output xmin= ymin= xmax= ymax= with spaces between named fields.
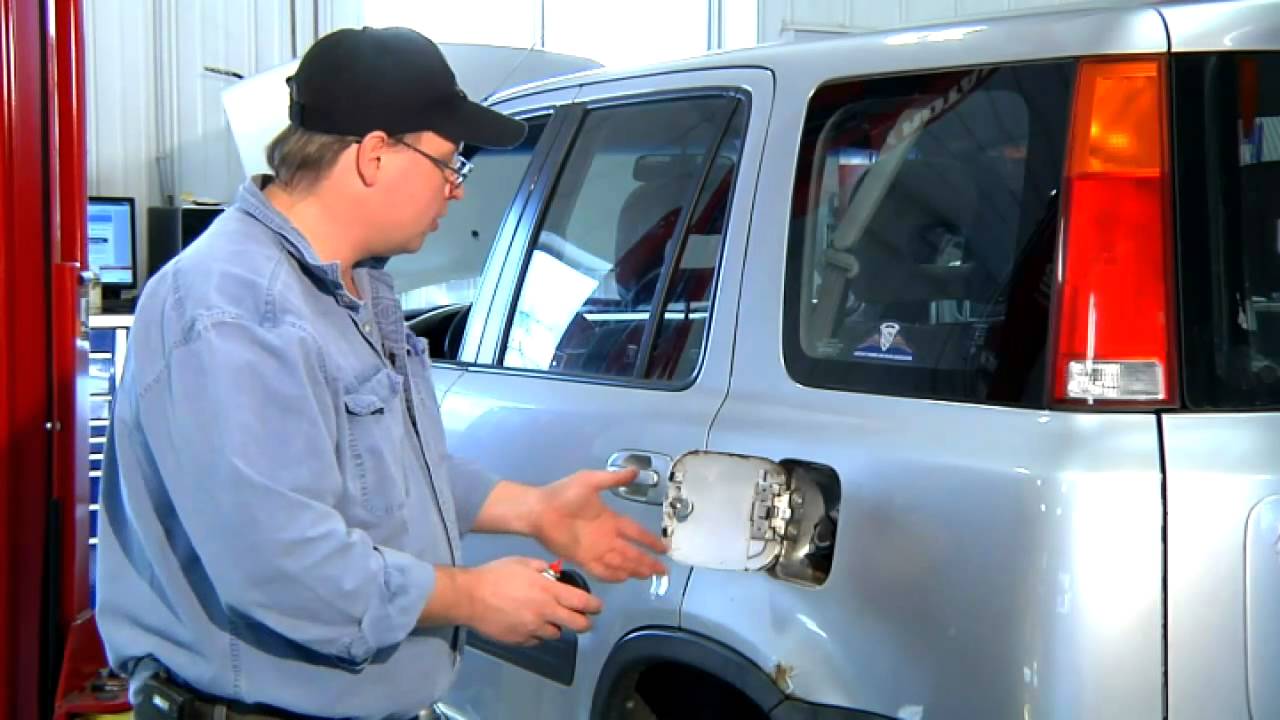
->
xmin=97 ymin=26 xmax=667 ymax=720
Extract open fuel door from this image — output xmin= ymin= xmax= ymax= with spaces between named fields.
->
xmin=660 ymin=451 xmax=838 ymax=585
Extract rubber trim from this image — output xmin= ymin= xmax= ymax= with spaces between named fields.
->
xmin=770 ymin=699 xmax=896 ymax=720
xmin=465 ymin=630 xmax=577 ymax=687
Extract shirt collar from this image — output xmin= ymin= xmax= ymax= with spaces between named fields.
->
xmin=235 ymin=175 xmax=394 ymax=310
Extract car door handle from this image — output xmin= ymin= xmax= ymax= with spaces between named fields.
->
xmin=607 ymin=451 xmax=669 ymax=505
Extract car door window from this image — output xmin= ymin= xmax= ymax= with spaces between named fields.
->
xmin=784 ymin=62 xmax=1075 ymax=405
xmin=387 ymin=117 xmax=548 ymax=315
xmin=501 ymin=96 xmax=743 ymax=383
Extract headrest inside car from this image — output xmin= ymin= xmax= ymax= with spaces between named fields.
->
xmin=633 ymin=154 xmax=702 ymax=182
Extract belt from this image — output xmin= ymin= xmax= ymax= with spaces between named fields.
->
xmin=135 ymin=674 xmax=343 ymax=720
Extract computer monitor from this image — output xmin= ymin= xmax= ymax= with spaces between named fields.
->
xmin=87 ymin=196 xmax=137 ymax=288
xmin=145 ymin=204 xmax=223 ymax=279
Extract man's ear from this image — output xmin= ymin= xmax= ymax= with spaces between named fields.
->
xmin=354 ymin=132 xmax=391 ymax=187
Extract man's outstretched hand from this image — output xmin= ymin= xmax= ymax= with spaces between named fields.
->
xmin=532 ymin=468 xmax=668 ymax=583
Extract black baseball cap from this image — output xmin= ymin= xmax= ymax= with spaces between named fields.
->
xmin=287 ymin=26 xmax=527 ymax=149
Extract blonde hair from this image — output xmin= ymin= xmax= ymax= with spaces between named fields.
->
xmin=265 ymin=124 xmax=355 ymax=190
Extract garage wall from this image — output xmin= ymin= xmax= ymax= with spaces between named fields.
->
xmin=83 ymin=0 xmax=159 ymax=230
xmin=757 ymin=0 xmax=1145 ymax=40
xmin=84 ymin=0 xmax=360 ymax=278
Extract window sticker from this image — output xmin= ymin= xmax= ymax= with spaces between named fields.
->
xmin=853 ymin=322 xmax=914 ymax=362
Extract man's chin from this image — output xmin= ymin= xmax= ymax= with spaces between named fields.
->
xmin=404 ymin=235 xmax=428 ymax=254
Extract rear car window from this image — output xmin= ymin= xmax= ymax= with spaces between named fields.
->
xmin=1176 ymin=53 xmax=1280 ymax=409
xmin=783 ymin=61 xmax=1075 ymax=405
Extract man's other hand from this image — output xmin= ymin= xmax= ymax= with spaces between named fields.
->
xmin=461 ymin=557 xmax=601 ymax=646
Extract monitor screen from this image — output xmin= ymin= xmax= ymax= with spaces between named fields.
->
xmin=181 ymin=205 xmax=223 ymax=248
xmin=87 ymin=196 xmax=136 ymax=287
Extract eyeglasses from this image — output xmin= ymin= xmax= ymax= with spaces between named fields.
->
xmin=395 ymin=140 xmax=473 ymax=187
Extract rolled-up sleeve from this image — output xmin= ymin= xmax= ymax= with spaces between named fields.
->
xmin=446 ymin=453 xmax=501 ymax=535
xmin=138 ymin=315 xmax=431 ymax=665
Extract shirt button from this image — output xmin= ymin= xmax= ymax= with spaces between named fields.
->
xmin=362 ymin=323 xmax=372 ymax=334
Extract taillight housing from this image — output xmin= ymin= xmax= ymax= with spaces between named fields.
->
xmin=1051 ymin=57 xmax=1177 ymax=407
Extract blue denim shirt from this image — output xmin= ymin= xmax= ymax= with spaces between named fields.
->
xmin=96 ymin=177 xmax=500 ymax=719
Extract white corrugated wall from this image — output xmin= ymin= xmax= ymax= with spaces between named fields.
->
xmin=84 ymin=0 xmax=359 ymax=278
xmin=84 ymin=0 xmax=159 ymax=227
xmin=757 ymin=0 xmax=1147 ymax=40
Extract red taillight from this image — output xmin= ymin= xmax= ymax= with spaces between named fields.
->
xmin=1052 ymin=58 xmax=1176 ymax=406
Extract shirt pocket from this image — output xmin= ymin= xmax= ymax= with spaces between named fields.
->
xmin=342 ymin=368 xmax=411 ymax=519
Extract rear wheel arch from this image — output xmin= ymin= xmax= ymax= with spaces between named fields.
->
xmin=589 ymin=627 xmax=783 ymax=719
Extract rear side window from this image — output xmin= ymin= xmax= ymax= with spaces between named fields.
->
xmin=1176 ymin=53 xmax=1280 ymax=409
xmin=784 ymin=62 xmax=1074 ymax=405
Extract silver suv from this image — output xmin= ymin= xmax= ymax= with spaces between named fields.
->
xmin=387 ymin=2 xmax=1280 ymax=717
